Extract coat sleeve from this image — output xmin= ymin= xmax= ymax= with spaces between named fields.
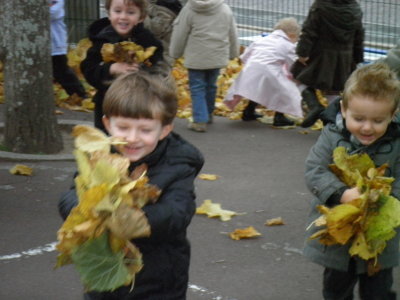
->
xmin=169 ymin=8 xmax=191 ymax=59
xmin=228 ymin=14 xmax=239 ymax=60
xmin=305 ymin=125 xmax=348 ymax=205
xmin=80 ymin=40 xmax=114 ymax=91
xmin=140 ymin=165 xmax=197 ymax=242
xmin=296 ymin=5 xmax=320 ymax=58
xmin=352 ymin=22 xmax=365 ymax=64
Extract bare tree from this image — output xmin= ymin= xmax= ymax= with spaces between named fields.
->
xmin=1 ymin=0 xmax=63 ymax=154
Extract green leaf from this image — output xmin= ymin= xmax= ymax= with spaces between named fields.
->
xmin=71 ymin=232 xmax=131 ymax=292
xmin=366 ymin=195 xmax=400 ymax=242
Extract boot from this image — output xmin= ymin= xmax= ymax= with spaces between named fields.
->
xmin=273 ymin=112 xmax=295 ymax=127
xmin=300 ymin=88 xmax=324 ymax=128
xmin=242 ymin=101 xmax=263 ymax=121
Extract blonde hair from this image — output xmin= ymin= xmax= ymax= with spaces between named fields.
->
xmin=343 ymin=62 xmax=400 ymax=112
xmin=103 ymin=71 xmax=177 ymax=125
xmin=105 ymin=0 xmax=148 ymax=19
xmin=274 ymin=17 xmax=301 ymax=36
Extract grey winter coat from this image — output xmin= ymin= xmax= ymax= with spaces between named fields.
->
xmin=169 ymin=0 xmax=239 ymax=69
xmin=304 ymin=102 xmax=400 ymax=273
xmin=294 ymin=0 xmax=364 ymax=91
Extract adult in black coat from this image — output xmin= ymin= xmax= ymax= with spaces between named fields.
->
xmin=81 ymin=18 xmax=164 ymax=132
xmin=293 ymin=0 xmax=364 ymax=127
xmin=59 ymin=132 xmax=204 ymax=299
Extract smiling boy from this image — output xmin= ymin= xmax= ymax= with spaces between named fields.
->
xmin=304 ymin=62 xmax=400 ymax=299
xmin=59 ymin=71 xmax=204 ymax=299
xmin=81 ymin=0 xmax=164 ymax=132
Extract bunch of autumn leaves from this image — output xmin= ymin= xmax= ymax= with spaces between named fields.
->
xmin=56 ymin=125 xmax=160 ymax=292
xmin=309 ymin=147 xmax=400 ymax=273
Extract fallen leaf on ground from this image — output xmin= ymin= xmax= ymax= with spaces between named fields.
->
xmin=198 ymin=174 xmax=219 ymax=181
xmin=196 ymin=199 xmax=242 ymax=221
xmin=229 ymin=226 xmax=261 ymax=240
xmin=9 ymin=164 xmax=33 ymax=176
xmin=265 ymin=217 xmax=285 ymax=226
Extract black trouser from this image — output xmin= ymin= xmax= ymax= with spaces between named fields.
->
xmin=52 ymin=54 xmax=86 ymax=98
xmin=323 ymin=260 xmax=396 ymax=300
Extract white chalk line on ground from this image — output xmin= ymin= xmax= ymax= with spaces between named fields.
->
xmin=0 ymin=241 xmax=303 ymax=299
xmin=0 ymin=242 xmax=57 ymax=261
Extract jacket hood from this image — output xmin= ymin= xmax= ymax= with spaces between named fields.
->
xmin=87 ymin=17 xmax=145 ymax=43
xmin=188 ymin=0 xmax=224 ymax=13
xmin=315 ymin=0 xmax=362 ymax=43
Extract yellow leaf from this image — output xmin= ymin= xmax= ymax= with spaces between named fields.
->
xmin=196 ymin=199 xmax=240 ymax=221
xmin=229 ymin=226 xmax=261 ymax=240
xmin=265 ymin=217 xmax=285 ymax=226
xmin=9 ymin=164 xmax=33 ymax=176
xmin=198 ymin=173 xmax=219 ymax=181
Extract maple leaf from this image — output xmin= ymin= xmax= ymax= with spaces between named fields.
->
xmin=196 ymin=199 xmax=241 ymax=221
xmin=72 ymin=232 xmax=131 ymax=292
xmin=229 ymin=226 xmax=261 ymax=240
xmin=198 ymin=173 xmax=220 ymax=181
xmin=9 ymin=164 xmax=33 ymax=176
xmin=265 ymin=217 xmax=285 ymax=226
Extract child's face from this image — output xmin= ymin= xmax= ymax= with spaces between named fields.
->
xmin=341 ymin=95 xmax=395 ymax=146
xmin=103 ymin=116 xmax=172 ymax=162
xmin=108 ymin=0 xmax=143 ymax=38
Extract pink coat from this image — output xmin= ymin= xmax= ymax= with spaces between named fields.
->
xmin=224 ymin=30 xmax=303 ymax=117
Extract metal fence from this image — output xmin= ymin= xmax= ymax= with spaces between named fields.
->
xmin=65 ymin=0 xmax=99 ymax=44
xmin=65 ymin=0 xmax=399 ymax=54
xmin=226 ymin=0 xmax=400 ymax=51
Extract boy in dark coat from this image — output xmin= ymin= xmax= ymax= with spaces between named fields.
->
xmin=304 ymin=63 xmax=400 ymax=299
xmin=59 ymin=71 xmax=204 ymax=299
xmin=293 ymin=0 xmax=364 ymax=127
xmin=81 ymin=0 xmax=164 ymax=132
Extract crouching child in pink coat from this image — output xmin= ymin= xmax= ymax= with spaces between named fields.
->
xmin=224 ymin=17 xmax=303 ymax=127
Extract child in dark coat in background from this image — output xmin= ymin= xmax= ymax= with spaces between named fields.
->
xmin=59 ymin=71 xmax=204 ymax=299
xmin=293 ymin=0 xmax=364 ymax=128
xmin=304 ymin=63 xmax=400 ymax=299
xmin=81 ymin=0 xmax=164 ymax=132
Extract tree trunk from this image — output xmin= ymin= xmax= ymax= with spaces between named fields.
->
xmin=2 ymin=0 xmax=63 ymax=154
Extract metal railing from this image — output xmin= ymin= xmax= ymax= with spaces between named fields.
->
xmin=65 ymin=0 xmax=100 ymax=44
xmin=65 ymin=0 xmax=399 ymax=58
xmin=226 ymin=0 xmax=399 ymax=50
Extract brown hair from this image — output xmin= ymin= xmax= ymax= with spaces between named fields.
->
xmin=103 ymin=71 xmax=178 ymax=125
xmin=105 ymin=0 xmax=148 ymax=19
xmin=342 ymin=62 xmax=400 ymax=112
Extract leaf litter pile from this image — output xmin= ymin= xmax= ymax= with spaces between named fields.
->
xmin=1 ymin=39 xmax=319 ymax=129
xmin=56 ymin=125 xmax=161 ymax=292
xmin=308 ymin=146 xmax=400 ymax=274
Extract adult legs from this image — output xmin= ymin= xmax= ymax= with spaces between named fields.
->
xmin=52 ymin=55 xmax=87 ymax=98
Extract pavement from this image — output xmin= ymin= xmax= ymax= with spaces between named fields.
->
xmin=0 ymin=105 xmax=399 ymax=300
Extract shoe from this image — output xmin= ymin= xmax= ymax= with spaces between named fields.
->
xmin=300 ymin=88 xmax=324 ymax=128
xmin=273 ymin=112 xmax=295 ymax=128
xmin=188 ymin=122 xmax=207 ymax=132
xmin=242 ymin=113 xmax=263 ymax=121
